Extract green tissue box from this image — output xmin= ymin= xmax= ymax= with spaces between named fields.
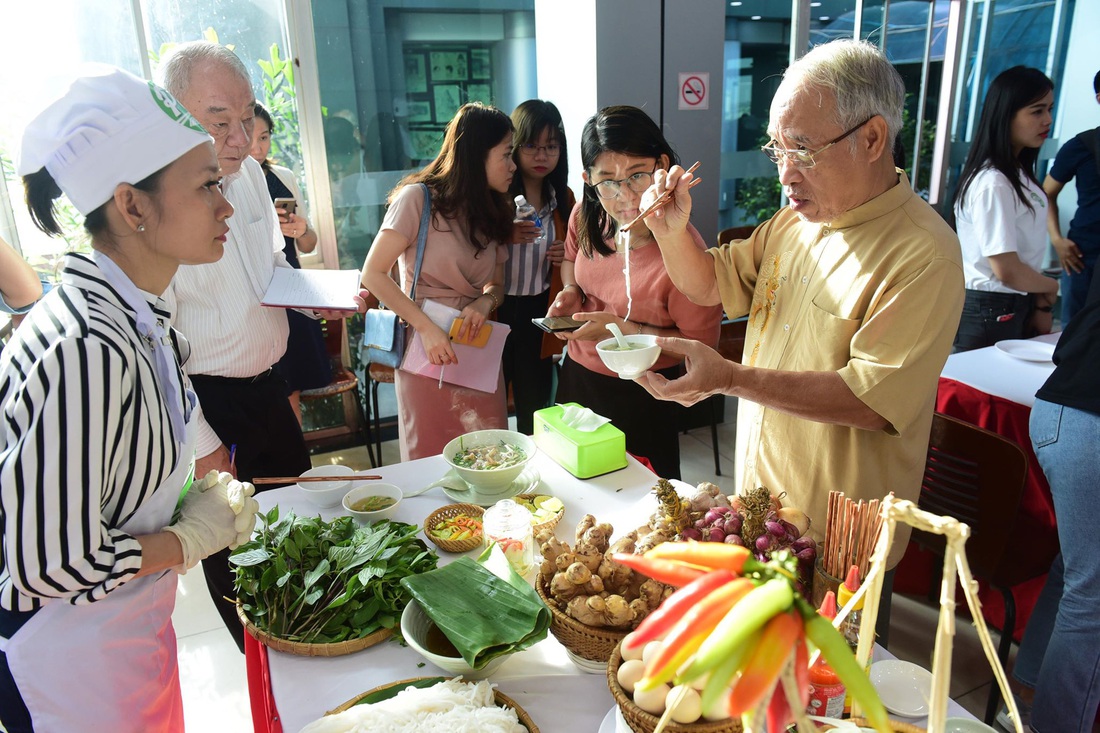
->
xmin=533 ymin=403 xmax=627 ymax=479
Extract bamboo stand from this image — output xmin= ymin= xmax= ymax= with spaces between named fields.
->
xmin=841 ymin=495 xmax=1024 ymax=733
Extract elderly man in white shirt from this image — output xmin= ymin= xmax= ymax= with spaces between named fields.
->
xmin=160 ymin=41 xmax=363 ymax=652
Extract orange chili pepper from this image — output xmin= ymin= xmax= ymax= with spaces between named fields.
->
xmin=643 ymin=540 xmax=756 ymax=574
xmin=625 ymin=569 xmax=734 ymax=651
xmin=609 ymin=553 xmax=706 ymax=587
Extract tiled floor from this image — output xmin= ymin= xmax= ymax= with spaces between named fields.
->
xmin=174 ymin=399 xmax=1011 ymax=731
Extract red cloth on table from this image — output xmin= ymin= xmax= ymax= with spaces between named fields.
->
xmin=245 ymin=632 xmax=282 ymax=733
xmin=894 ymin=378 xmax=1059 ymax=641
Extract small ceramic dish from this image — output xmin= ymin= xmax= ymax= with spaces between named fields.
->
xmin=342 ymin=482 xmax=402 ymax=522
xmin=869 ymin=659 xmax=933 ymax=717
xmin=297 ymin=465 xmax=354 ymax=508
xmin=595 ymin=334 xmax=660 ymax=379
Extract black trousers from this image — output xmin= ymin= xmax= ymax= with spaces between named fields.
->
xmin=556 ymin=355 xmax=683 ymax=480
xmin=953 ymin=289 xmax=1031 ymax=353
xmin=499 ymin=291 xmax=554 ymax=435
xmin=190 ymin=370 xmax=312 ymax=653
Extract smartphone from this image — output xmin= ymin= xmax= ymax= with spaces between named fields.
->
xmin=273 ymin=197 xmax=297 ymax=217
xmin=532 ymin=316 xmax=584 ymax=333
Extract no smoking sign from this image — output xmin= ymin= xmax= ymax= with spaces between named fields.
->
xmin=678 ymin=72 xmax=709 ymax=110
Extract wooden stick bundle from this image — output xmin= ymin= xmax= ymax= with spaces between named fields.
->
xmin=824 ymin=491 xmax=890 ymax=579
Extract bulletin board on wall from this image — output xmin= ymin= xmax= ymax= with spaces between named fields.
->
xmin=401 ymin=43 xmax=493 ymax=160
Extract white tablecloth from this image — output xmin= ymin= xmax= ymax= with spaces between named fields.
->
xmin=940 ymin=332 xmax=1060 ymax=407
xmin=255 ymin=452 xmax=974 ymax=732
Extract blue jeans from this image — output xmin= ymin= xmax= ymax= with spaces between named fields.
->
xmin=1014 ymin=399 xmax=1100 ymax=732
xmin=1060 ymin=253 xmax=1097 ymax=326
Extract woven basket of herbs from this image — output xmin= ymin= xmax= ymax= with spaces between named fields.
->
xmin=231 ymin=508 xmax=437 ymax=657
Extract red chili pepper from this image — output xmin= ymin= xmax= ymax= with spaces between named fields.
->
xmin=727 ymin=609 xmax=803 ymax=715
xmin=643 ymin=540 xmax=755 ymax=575
xmin=636 ymin=577 xmax=755 ymax=691
xmin=609 ymin=553 xmax=706 ymax=587
xmin=624 ymin=569 xmax=734 ymax=651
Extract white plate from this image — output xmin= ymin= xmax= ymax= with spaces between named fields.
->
xmin=869 ymin=659 xmax=933 ymax=717
xmin=598 ymin=706 xmax=635 ymax=733
xmin=441 ymin=466 xmax=541 ymax=506
xmin=565 ymin=648 xmax=608 ymax=674
xmin=995 ymin=339 xmax=1055 ymax=363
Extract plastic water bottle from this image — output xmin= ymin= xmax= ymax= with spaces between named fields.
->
xmin=514 ymin=194 xmax=546 ymax=247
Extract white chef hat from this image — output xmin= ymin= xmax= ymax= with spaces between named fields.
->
xmin=17 ymin=64 xmax=213 ymax=215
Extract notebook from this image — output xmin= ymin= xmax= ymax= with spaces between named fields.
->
xmin=400 ymin=299 xmax=510 ymax=393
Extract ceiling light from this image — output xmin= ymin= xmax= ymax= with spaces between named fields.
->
xmin=730 ymin=1 xmax=742 ymax=6
xmin=751 ymin=15 xmax=763 ymax=20
xmin=819 ymin=15 xmax=831 ymax=21
xmin=811 ymin=1 xmax=821 ymax=5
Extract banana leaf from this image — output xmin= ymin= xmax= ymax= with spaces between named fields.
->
xmin=400 ymin=545 xmax=550 ymax=668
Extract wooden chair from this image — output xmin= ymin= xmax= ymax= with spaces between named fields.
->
xmin=716 ymin=224 xmax=757 ymax=247
xmin=909 ymin=412 xmax=1032 ymax=725
xmin=299 ymin=318 xmax=377 ymax=467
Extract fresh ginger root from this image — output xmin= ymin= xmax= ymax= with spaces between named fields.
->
xmin=549 ymin=561 xmax=605 ymax=601
xmin=565 ymin=594 xmax=634 ymax=627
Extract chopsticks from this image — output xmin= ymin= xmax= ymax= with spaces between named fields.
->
xmin=620 ymin=161 xmax=702 ymax=232
xmin=254 ymin=474 xmax=383 ymax=485
xmin=823 ymin=490 xmax=887 ymax=581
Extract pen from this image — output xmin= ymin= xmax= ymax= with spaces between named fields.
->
xmin=229 ymin=444 xmax=237 ymax=473
xmin=438 ymin=367 xmax=445 ymax=389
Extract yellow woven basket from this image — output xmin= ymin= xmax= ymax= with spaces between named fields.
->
xmin=327 ymin=676 xmax=540 ymax=732
xmin=536 ymin=577 xmax=628 ymax=663
xmin=237 ymin=605 xmax=392 ymax=657
xmin=514 ymin=493 xmax=565 ymax=535
xmin=606 ymin=645 xmax=743 ymax=733
xmin=423 ymin=503 xmax=485 ymax=553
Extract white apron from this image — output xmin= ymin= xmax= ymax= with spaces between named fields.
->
xmin=5 ymin=256 xmax=198 ymax=732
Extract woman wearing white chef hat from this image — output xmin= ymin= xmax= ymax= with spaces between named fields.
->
xmin=0 ymin=65 xmax=258 ymax=732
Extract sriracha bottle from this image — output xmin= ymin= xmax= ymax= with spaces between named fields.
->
xmin=806 ymin=590 xmax=846 ymax=718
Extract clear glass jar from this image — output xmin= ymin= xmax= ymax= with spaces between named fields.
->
xmin=482 ymin=499 xmax=534 ymax=577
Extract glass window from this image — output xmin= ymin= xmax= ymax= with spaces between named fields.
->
xmin=310 ymin=2 xmax=537 ymax=434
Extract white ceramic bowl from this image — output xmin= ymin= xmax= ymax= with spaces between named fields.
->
xmin=400 ymin=599 xmax=510 ymax=679
xmin=342 ymin=482 xmax=402 ymax=522
xmin=296 ymin=465 xmax=353 ymax=507
xmin=595 ymin=334 xmax=660 ymax=379
xmin=944 ymin=718 xmax=998 ymax=733
xmin=869 ymin=659 xmax=933 ymax=717
xmin=442 ymin=430 xmax=536 ymax=494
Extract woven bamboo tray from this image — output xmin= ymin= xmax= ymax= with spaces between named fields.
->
xmin=237 ymin=605 xmax=392 ymax=657
xmin=514 ymin=493 xmax=565 ymax=534
xmin=327 ymin=676 xmax=539 ymax=732
xmin=423 ymin=503 xmax=484 ymax=553
xmin=536 ymin=576 xmax=628 ymax=663
xmin=607 ymin=645 xmax=742 ymax=733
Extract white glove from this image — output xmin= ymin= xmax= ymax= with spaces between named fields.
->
xmin=225 ymin=477 xmax=260 ymax=546
xmin=163 ymin=470 xmax=253 ymax=570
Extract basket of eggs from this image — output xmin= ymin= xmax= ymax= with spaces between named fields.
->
xmin=608 ymin=641 xmax=743 ymax=733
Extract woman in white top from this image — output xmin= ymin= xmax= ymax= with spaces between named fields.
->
xmin=0 ymin=66 xmax=254 ymax=732
xmin=952 ymin=65 xmax=1059 ymax=352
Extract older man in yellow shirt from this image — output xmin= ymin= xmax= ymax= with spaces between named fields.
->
xmin=637 ymin=39 xmax=964 ymax=576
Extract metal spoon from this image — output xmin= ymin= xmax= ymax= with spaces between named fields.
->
xmin=605 ymin=322 xmax=630 ymax=350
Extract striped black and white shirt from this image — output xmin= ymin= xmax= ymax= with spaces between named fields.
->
xmin=504 ymin=187 xmax=559 ymax=297
xmin=0 ymin=254 xmax=189 ymax=612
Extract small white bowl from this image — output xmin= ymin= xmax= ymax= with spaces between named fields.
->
xmin=400 ymin=599 xmax=510 ymax=679
xmin=442 ymin=430 xmax=536 ymax=494
xmin=596 ymin=334 xmax=660 ymax=379
xmin=869 ymin=659 xmax=933 ymax=717
xmin=342 ymin=483 xmax=402 ymax=522
xmin=944 ymin=718 xmax=998 ymax=733
xmin=296 ymin=465 xmax=353 ymax=508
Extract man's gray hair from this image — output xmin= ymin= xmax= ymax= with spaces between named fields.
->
xmin=159 ymin=41 xmax=250 ymax=99
xmin=784 ymin=39 xmax=905 ymax=149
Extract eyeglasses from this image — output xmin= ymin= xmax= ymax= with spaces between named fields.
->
xmin=760 ymin=116 xmax=875 ymax=169
xmin=590 ymin=169 xmax=655 ymax=199
xmin=519 ymin=143 xmax=561 ymax=157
